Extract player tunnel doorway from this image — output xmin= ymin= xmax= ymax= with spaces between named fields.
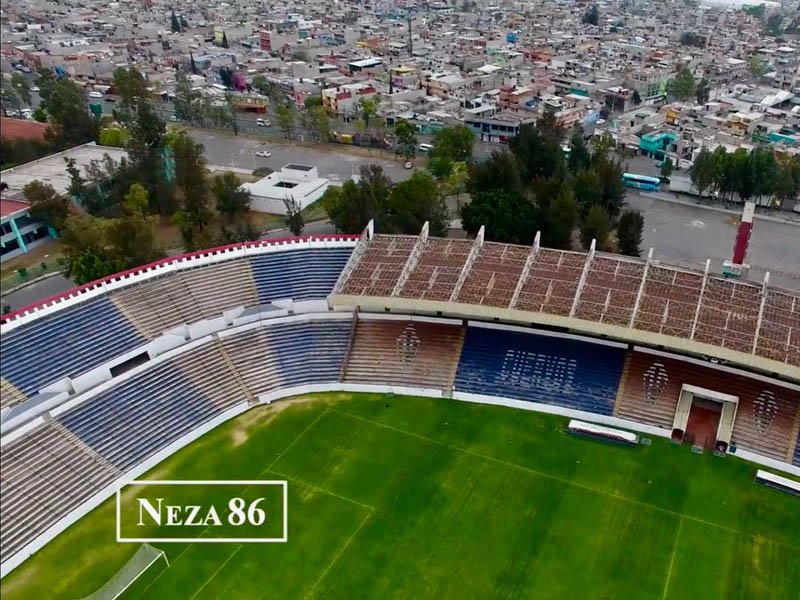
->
xmin=671 ymin=384 xmax=738 ymax=453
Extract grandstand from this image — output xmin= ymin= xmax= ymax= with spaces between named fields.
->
xmin=1 ymin=227 xmax=799 ymax=580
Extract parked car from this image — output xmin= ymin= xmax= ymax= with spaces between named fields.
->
xmin=30 ymin=86 xmax=39 ymax=92
xmin=88 ymin=91 xmax=103 ymax=98
xmin=104 ymin=97 xmax=115 ymax=103
xmin=169 ymin=115 xmax=179 ymax=122
xmin=20 ymin=108 xmax=32 ymax=119
xmin=419 ymin=143 xmax=434 ymax=153
xmin=404 ymin=161 xmax=413 ymax=169
xmin=257 ymin=118 xmax=271 ymax=127
xmin=254 ymin=150 xmax=271 ymax=158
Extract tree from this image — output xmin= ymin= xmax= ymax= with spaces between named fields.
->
xmin=617 ymin=209 xmax=644 ymax=257
xmin=323 ymin=165 xmax=392 ymax=233
xmin=660 ymin=157 xmax=674 ymax=179
xmin=304 ymin=105 xmax=331 ymax=143
xmin=107 ymin=184 xmax=164 ymax=269
xmin=580 ymin=204 xmax=611 ymax=251
xmin=275 ymin=104 xmax=296 ymax=139
xmin=573 ymin=170 xmax=603 ymax=215
xmin=10 ymin=73 xmax=31 ymax=106
xmin=64 ymin=157 xmax=87 ymax=203
xmin=33 ymin=107 xmax=47 ymax=122
xmin=765 ymin=14 xmax=783 ymax=36
xmin=171 ymin=133 xmax=211 ymax=247
xmin=252 ymin=75 xmax=270 ymax=96
xmin=173 ymin=71 xmax=204 ymax=124
xmin=171 ymin=9 xmax=180 ymax=33
xmin=128 ymin=102 xmax=166 ymax=159
xmin=567 ymin=124 xmax=591 ymax=174
xmin=593 ymin=153 xmax=626 ymax=219
xmin=467 ymin=150 xmax=524 ymax=195
xmin=221 ymin=31 xmax=229 ymax=49
xmin=428 ymin=155 xmax=454 ymax=179
xmin=509 ymin=112 xmax=564 ymax=183
xmin=98 ymin=127 xmax=129 ymax=147
xmin=385 ymin=172 xmax=449 ymax=237
xmin=394 ymin=120 xmax=418 ymax=160
xmin=284 ymin=197 xmax=304 ymax=235
xmin=112 ymin=67 xmax=149 ymax=120
xmin=36 ymin=67 xmax=57 ymax=106
xmin=748 ymin=56 xmax=768 ymax=79
xmin=432 ymin=124 xmax=475 ymax=163
xmin=690 ymin=148 xmax=715 ymax=201
xmin=291 ymin=50 xmax=310 ymax=62
xmin=42 ymin=78 xmax=99 ymax=148
xmin=60 ymin=216 xmax=119 ymax=284
xmin=461 ymin=189 xmax=539 ymax=245
xmin=695 ymin=77 xmax=711 ymax=105
xmin=24 ymin=181 xmax=70 ymax=233
xmin=540 ymin=188 xmax=579 ymax=250
xmin=631 ymin=89 xmax=641 ymax=106
xmin=679 ymin=31 xmax=697 ymax=46
xmin=668 ymin=67 xmax=696 ymax=100
xmin=583 ymin=3 xmax=599 ymax=25
xmin=304 ymin=95 xmax=322 ymax=109
xmin=359 ymin=96 xmax=381 ymax=133
xmin=212 ymin=172 xmax=251 ymax=220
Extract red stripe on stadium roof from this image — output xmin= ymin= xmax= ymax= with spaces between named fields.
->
xmin=1 ymin=234 xmax=359 ymax=324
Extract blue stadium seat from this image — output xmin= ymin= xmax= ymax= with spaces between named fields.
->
xmin=58 ymin=363 xmax=217 ymax=471
xmin=0 ymin=297 xmax=145 ymax=396
xmin=250 ymin=248 xmax=352 ymax=303
xmin=453 ymin=326 xmax=625 ymax=416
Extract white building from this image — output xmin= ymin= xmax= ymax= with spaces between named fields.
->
xmin=240 ymin=164 xmax=329 ymax=214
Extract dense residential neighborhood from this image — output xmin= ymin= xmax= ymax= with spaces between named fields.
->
xmin=1 ymin=0 xmax=800 ymax=298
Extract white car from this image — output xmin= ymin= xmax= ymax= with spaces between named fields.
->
xmin=404 ymin=161 xmax=413 ymax=169
xmin=254 ymin=150 xmax=271 ymax=158
xmin=88 ymin=91 xmax=103 ymax=98
xmin=256 ymin=118 xmax=271 ymax=127
xmin=21 ymin=108 xmax=32 ymax=119
xmin=30 ymin=86 xmax=40 ymax=92
xmin=169 ymin=115 xmax=179 ymax=122
xmin=419 ymin=143 xmax=434 ymax=153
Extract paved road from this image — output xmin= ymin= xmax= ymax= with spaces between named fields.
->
xmin=189 ymin=129 xmax=416 ymax=184
xmin=626 ymin=191 xmax=800 ymax=290
xmin=2 ymin=274 xmax=74 ymax=312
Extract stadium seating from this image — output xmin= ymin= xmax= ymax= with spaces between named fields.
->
xmin=220 ymin=319 xmax=350 ymax=396
xmin=110 ymin=259 xmax=259 ymax=339
xmin=615 ymin=351 xmax=800 ymax=461
xmin=0 ymin=297 xmax=145 ymax=398
xmin=454 ymin=326 xmax=625 ymax=415
xmin=58 ymin=362 xmax=220 ymax=471
xmin=0 ymin=422 xmax=120 ymax=559
xmin=343 ymin=319 xmax=464 ymax=391
xmin=0 ymin=317 xmax=351 ymax=563
xmin=250 ymin=248 xmax=352 ymax=303
xmin=614 ymin=353 xmax=679 ymax=428
xmin=793 ymin=432 xmax=800 ymax=467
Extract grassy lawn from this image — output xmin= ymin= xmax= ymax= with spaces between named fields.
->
xmin=3 ymin=393 xmax=798 ymax=600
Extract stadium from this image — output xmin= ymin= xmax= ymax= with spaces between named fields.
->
xmin=0 ymin=223 xmax=798 ymax=599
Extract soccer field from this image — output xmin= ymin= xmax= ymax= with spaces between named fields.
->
xmin=4 ymin=393 xmax=799 ymax=600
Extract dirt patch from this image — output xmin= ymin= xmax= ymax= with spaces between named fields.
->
xmin=228 ymin=393 xmax=349 ymax=447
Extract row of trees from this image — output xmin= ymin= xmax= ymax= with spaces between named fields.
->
xmin=19 ymin=66 xmax=262 ymax=283
xmin=462 ymin=113 xmax=644 ymax=256
xmin=320 ymin=116 xmax=644 ymax=258
xmin=690 ymin=146 xmax=800 ymax=206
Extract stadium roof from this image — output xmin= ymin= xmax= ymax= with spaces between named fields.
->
xmin=331 ymin=224 xmax=800 ymax=381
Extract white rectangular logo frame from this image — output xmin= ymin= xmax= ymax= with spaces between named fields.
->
xmin=116 ymin=480 xmax=288 ymax=543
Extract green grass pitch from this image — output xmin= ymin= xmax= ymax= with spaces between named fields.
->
xmin=3 ymin=393 xmax=799 ymax=600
